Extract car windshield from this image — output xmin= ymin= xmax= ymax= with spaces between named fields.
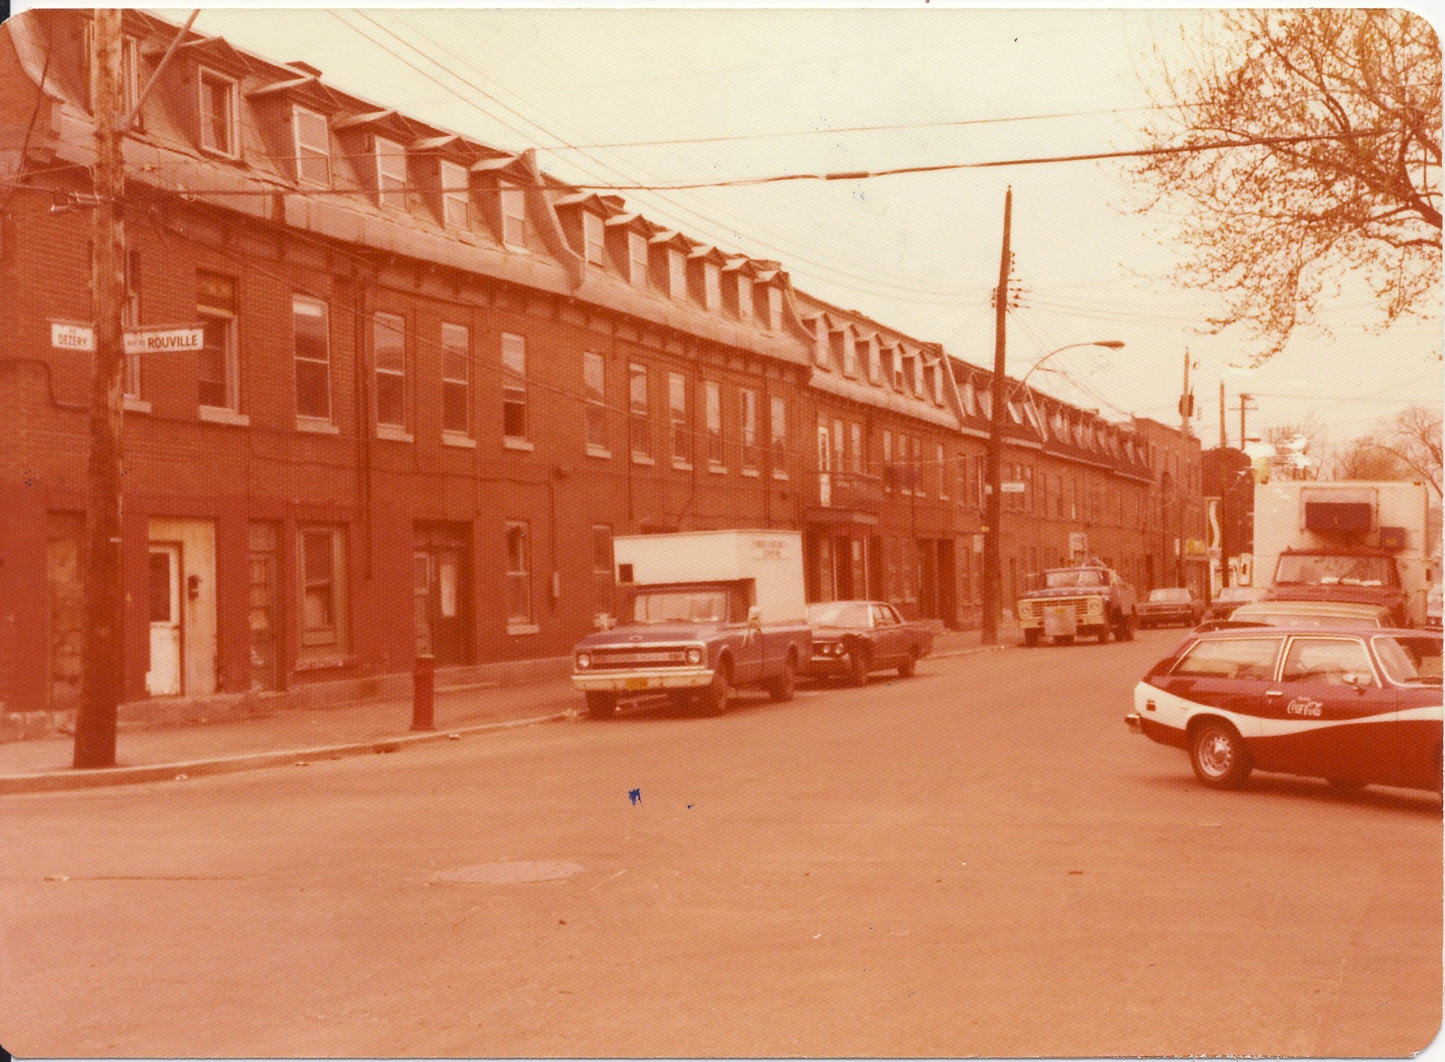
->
xmin=1149 ymin=589 xmax=1188 ymax=603
xmin=1045 ymin=569 xmax=1103 ymax=588
xmin=1273 ymin=553 xmax=1395 ymax=588
xmin=808 ymin=602 xmax=870 ymax=628
xmin=1372 ymin=633 xmax=1443 ymax=686
xmin=631 ymin=589 xmax=730 ymax=624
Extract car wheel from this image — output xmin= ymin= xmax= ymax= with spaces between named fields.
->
xmin=700 ymin=660 xmax=732 ymax=715
xmin=1023 ymin=628 xmax=1040 ymax=648
xmin=1189 ymin=719 xmax=1252 ymax=789
xmin=1098 ymin=621 xmax=1111 ymax=644
xmin=585 ymin=691 xmax=618 ymax=720
xmin=768 ymin=655 xmax=796 ymax=702
xmin=1119 ymin=610 xmax=1137 ymax=641
xmin=898 ymin=646 xmax=918 ymax=678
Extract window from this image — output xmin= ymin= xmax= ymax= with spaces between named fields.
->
xmin=629 ymin=363 xmax=651 ymax=460
xmin=703 ymin=262 xmax=721 ymax=310
xmin=501 ymin=332 xmax=527 ymax=440
xmin=293 ymin=106 xmax=330 ymax=186
xmin=911 ymin=354 xmax=925 ymax=396
xmin=505 ymin=521 xmax=533 ymax=628
xmin=583 ymin=212 xmax=606 ymax=266
xmin=864 ymin=338 xmax=880 ymax=385
xmin=841 ymin=332 xmax=858 ymax=376
xmin=119 ymin=35 xmax=141 ymax=124
xmin=705 ymin=380 xmax=724 ymax=468
xmin=769 ymin=395 xmax=788 ymax=478
xmin=500 ymin=184 xmax=528 ymax=246
xmin=736 ymin=274 xmax=753 ymax=321
xmin=628 ymin=232 xmax=649 ymax=288
xmin=849 ymin=421 xmax=863 ymax=474
xmin=767 ymin=286 xmax=784 ymax=331
xmin=292 ymin=295 xmax=330 ymax=421
xmin=197 ymin=271 xmax=239 ymax=412
xmin=667 ymin=249 xmax=687 ymax=301
xmin=373 ymin=311 xmax=406 ymax=429
xmin=198 ymin=69 xmax=237 ymax=156
xmin=1282 ymin=637 xmax=1377 ymax=687
xmin=1173 ymin=637 xmax=1282 ymax=680
xmin=440 ymin=322 xmax=470 ymax=436
xmin=669 ymin=372 xmax=691 ymax=467
xmin=937 ymin=443 xmax=948 ymax=499
xmin=740 ymin=387 xmax=759 ymax=472
xmin=374 ymin=136 xmax=407 ymax=211
xmin=440 ymin=159 xmax=470 ymax=228
xmin=583 ymin=351 xmax=608 ymax=452
xmin=592 ymin=525 xmax=614 ymax=621
xmin=298 ymin=525 xmax=348 ymax=657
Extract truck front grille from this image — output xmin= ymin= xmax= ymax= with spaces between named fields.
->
xmin=585 ymin=646 xmax=697 ymax=670
xmin=1019 ymin=596 xmax=1102 ymax=621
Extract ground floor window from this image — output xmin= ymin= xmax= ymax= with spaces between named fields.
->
xmin=298 ymin=525 xmax=348 ymax=659
xmin=505 ymin=520 xmax=534 ymax=631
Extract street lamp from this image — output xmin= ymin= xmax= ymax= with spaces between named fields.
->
xmin=981 ymin=339 xmax=1125 ymax=645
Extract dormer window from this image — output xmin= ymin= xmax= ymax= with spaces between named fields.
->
xmin=628 ymin=232 xmax=649 ymax=288
xmin=766 ymin=286 xmax=784 ymax=331
xmin=702 ymin=262 xmax=721 ymax=311
xmin=861 ymin=337 xmax=880 ymax=385
xmin=890 ymin=350 xmax=905 ymax=391
xmin=293 ymin=106 xmax=330 ymax=186
xmin=667 ymin=248 xmax=686 ymax=301
xmin=500 ymin=184 xmax=528 ymax=247
xmin=374 ymin=136 xmax=407 ymax=210
xmin=813 ymin=321 xmax=829 ymax=368
xmin=198 ymin=69 xmax=238 ymax=156
xmin=840 ymin=331 xmax=858 ymax=377
xmin=735 ymin=274 xmax=753 ymax=321
xmin=440 ymin=159 xmax=470 ymax=228
xmin=911 ymin=353 xmax=924 ymax=397
xmin=929 ymin=362 xmax=944 ymax=405
xmin=583 ymin=212 xmax=606 ymax=267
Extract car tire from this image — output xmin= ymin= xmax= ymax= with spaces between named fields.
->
xmin=585 ymin=691 xmax=618 ymax=720
xmin=1116 ymin=609 xmax=1136 ymax=642
xmin=898 ymin=646 xmax=917 ymax=678
xmin=700 ymin=660 xmax=732 ymax=715
xmin=1189 ymin=718 xmax=1252 ymax=789
xmin=1023 ymin=628 xmax=1040 ymax=648
xmin=767 ymin=655 xmax=796 ymax=702
xmin=1098 ymin=622 xmax=1111 ymax=644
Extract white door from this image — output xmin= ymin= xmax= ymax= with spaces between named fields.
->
xmin=147 ymin=544 xmax=182 ymax=696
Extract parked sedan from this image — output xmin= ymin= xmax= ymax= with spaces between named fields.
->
xmin=806 ymin=601 xmax=933 ymax=686
xmin=1202 ymin=585 xmax=1264 ymax=624
xmin=1136 ymin=587 xmax=1202 ymax=629
xmin=1126 ymin=626 xmax=1442 ymax=791
xmin=1200 ymin=599 xmax=1394 ymax=632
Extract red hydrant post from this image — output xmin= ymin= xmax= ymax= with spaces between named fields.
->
xmin=412 ymin=653 xmax=436 ymax=731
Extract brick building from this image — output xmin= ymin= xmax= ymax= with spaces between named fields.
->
xmin=0 ymin=9 xmax=1203 ymax=721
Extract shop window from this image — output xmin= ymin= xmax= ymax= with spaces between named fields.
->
xmin=298 ymin=525 xmax=348 ymax=658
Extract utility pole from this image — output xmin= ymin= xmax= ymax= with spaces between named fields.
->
xmin=1238 ymin=392 xmax=1255 ymax=450
xmin=74 ymin=8 xmax=127 ymax=769
xmin=1218 ymin=381 xmax=1229 ymax=588
xmin=981 ymin=187 xmax=1011 ymax=645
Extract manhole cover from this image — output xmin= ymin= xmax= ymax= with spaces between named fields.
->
xmin=433 ymin=861 xmax=584 ymax=884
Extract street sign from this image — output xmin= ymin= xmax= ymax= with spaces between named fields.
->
xmin=51 ymin=322 xmax=95 ymax=351
xmin=51 ymin=323 xmax=204 ymax=356
xmin=124 ymin=327 xmax=204 ymax=356
xmin=1000 ymin=481 xmax=1026 ymax=493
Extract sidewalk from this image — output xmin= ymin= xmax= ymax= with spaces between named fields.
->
xmin=0 ymin=628 xmax=1008 ymax=794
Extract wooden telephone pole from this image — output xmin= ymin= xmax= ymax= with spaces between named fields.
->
xmin=980 ymin=187 xmax=1011 ymax=645
xmin=74 ymin=8 xmax=127 ymax=768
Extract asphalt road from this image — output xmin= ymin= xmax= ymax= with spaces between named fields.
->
xmin=2 ymin=629 xmax=1439 ymax=1057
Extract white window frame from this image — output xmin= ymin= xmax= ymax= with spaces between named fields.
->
xmin=440 ymin=322 xmax=470 ymax=438
xmin=669 ymin=372 xmax=691 ymax=468
xmin=292 ymin=294 xmax=331 ymax=423
xmin=740 ymin=387 xmax=759 ymax=473
xmin=374 ymin=135 xmax=407 ymax=211
xmin=500 ymin=184 xmax=528 ymax=247
xmin=628 ymin=232 xmax=650 ymax=288
xmin=703 ymin=261 xmax=721 ymax=310
xmin=736 ymin=274 xmax=753 ymax=322
xmin=373 ymin=311 xmax=407 ymax=431
xmin=583 ymin=351 xmax=608 ymax=454
xmin=629 ymin=363 xmax=651 ymax=462
xmin=583 ymin=212 xmax=606 ymax=266
xmin=198 ymin=68 xmax=238 ymax=157
xmin=501 ymin=332 xmax=527 ymax=442
xmin=505 ymin=520 xmax=534 ymax=631
xmin=197 ymin=270 xmax=240 ymax=415
xmin=440 ymin=159 xmax=470 ymax=229
xmin=769 ymin=395 xmax=788 ymax=479
xmin=705 ymin=380 xmax=725 ymax=470
xmin=293 ymin=106 xmax=330 ymax=187
xmin=298 ymin=525 xmax=349 ymax=658
xmin=667 ymin=248 xmax=687 ymax=301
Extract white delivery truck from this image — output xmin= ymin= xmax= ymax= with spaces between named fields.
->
xmin=571 ymin=530 xmax=812 ymax=718
xmin=1252 ymin=479 xmax=1435 ymax=627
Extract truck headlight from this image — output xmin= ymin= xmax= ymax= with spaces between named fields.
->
xmin=686 ymin=647 xmax=703 ymax=666
xmin=576 ymin=652 xmax=592 ymax=670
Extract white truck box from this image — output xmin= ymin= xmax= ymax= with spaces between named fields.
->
xmin=613 ymin=529 xmax=807 ymax=624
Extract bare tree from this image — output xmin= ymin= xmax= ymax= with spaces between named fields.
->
xmin=1330 ymin=434 xmax=1411 ymax=481
xmin=1324 ymin=406 xmax=1442 ymax=495
xmin=1131 ymin=10 xmax=1441 ymax=359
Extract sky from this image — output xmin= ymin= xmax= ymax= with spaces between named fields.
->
xmin=22 ymin=2 xmax=1442 ymax=463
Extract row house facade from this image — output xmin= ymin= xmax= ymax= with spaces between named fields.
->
xmin=0 ymin=9 xmax=1203 ymax=720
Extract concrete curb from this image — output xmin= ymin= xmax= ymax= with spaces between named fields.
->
xmin=0 ymin=712 xmax=571 ymax=795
